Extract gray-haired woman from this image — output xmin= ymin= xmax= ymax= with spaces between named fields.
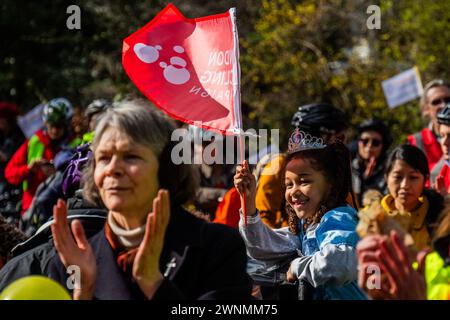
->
xmin=0 ymin=100 xmax=252 ymax=300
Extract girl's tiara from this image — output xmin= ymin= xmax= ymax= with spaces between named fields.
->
xmin=288 ymin=129 xmax=327 ymax=154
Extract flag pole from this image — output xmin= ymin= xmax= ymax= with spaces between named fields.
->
xmin=229 ymin=8 xmax=247 ymax=226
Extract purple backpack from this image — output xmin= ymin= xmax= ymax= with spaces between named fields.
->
xmin=62 ymin=144 xmax=92 ymax=197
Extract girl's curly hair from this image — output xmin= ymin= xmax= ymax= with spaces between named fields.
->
xmin=285 ymin=141 xmax=354 ymax=234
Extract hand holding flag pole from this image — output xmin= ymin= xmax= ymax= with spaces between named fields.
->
xmin=238 ymin=133 xmax=247 ymax=226
xmin=230 ymin=8 xmax=247 ymax=226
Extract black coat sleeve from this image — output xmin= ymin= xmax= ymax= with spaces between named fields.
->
xmin=196 ymin=225 xmax=253 ymax=299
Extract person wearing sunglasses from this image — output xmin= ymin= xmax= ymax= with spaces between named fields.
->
xmin=352 ymin=119 xmax=392 ymax=205
xmin=408 ymin=79 xmax=450 ymax=173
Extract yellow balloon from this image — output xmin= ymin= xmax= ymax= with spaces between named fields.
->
xmin=0 ymin=276 xmax=71 ymax=300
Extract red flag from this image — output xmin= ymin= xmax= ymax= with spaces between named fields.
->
xmin=122 ymin=3 xmax=242 ymax=135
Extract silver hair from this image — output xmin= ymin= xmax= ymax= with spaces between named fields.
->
xmin=83 ymin=99 xmax=199 ymax=208
xmin=420 ymin=79 xmax=450 ymax=112
xmin=92 ymin=99 xmax=175 ymax=157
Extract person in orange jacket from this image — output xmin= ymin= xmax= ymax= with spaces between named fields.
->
xmin=5 ymin=98 xmax=79 ymax=215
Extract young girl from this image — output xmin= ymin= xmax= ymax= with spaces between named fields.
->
xmin=235 ymin=129 xmax=366 ymax=300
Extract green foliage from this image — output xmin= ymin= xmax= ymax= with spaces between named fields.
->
xmin=240 ymin=0 xmax=450 ymax=147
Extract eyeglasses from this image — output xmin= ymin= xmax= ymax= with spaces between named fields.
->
xmin=359 ymin=138 xmax=382 ymax=147
xmin=430 ymin=97 xmax=450 ymax=106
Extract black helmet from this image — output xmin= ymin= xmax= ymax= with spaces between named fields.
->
xmin=291 ymin=103 xmax=348 ymax=135
xmin=357 ymin=119 xmax=392 ymax=151
xmin=437 ymin=103 xmax=450 ymax=126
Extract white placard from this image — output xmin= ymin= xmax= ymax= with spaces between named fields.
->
xmin=17 ymin=103 xmax=45 ymax=138
xmin=382 ymin=67 xmax=423 ymax=109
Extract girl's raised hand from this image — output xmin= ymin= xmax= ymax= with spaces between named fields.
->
xmin=233 ymin=160 xmax=257 ymax=216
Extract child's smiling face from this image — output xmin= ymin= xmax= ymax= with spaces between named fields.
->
xmin=284 ymin=156 xmax=330 ymax=220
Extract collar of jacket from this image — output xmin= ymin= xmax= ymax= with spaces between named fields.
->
xmin=381 ymin=194 xmax=429 ymax=231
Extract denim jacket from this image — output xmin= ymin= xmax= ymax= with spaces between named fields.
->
xmin=239 ymin=205 xmax=367 ymax=300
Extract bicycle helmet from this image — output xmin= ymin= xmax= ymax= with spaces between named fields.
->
xmin=291 ymin=103 xmax=348 ymax=135
xmin=42 ymin=98 xmax=73 ymax=125
xmin=85 ymin=99 xmax=112 ymax=120
xmin=437 ymin=103 xmax=450 ymax=126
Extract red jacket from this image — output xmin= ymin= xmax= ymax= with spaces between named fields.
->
xmin=5 ymin=130 xmax=60 ymax=214
xmin=438 ymin=163 xmax=450 ymax=193
xmin=408 ymin=127 xmax=442 ymax=173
